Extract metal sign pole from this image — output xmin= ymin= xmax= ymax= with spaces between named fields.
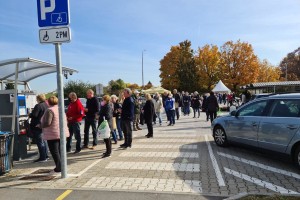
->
xmin=55 ymin=43 xmax=67 ymax=178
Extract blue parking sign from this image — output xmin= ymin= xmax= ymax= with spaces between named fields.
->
xmin=37 ymin=0 xmax=70 ymax=27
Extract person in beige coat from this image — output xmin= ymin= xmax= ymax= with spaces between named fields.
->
xmin=153 ymin=92 xmax=163 ymax=125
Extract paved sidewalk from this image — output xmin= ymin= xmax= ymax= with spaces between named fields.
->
xmin=2 ymin=111 xmax=299 ymax=199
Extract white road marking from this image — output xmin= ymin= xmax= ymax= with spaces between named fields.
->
xmin=137 ymin=139 xmax=198 ymax=143
xmin=205 ymin=135 xmax=226 ymax=186
xmin=133 ymin=144 xmax=197 ymax=149
xmin=224 ymin=167 xmax=299 ymax=194
xmin=119 ymin=152 xmax=199 ymax=158
xmin=218 ymin=152 xmax=300 ymax=180
xmin=105 ymin=161 xmax=200 ymax=172
xmin=82 ymin=177 xmax=202 ymax=193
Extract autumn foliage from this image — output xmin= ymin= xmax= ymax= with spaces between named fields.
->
xmin=160 ymin=40 xmax=281 ymax=92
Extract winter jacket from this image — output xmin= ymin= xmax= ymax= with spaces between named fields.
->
xmin=143 ymin=100 xmax=155 ymax=123
xmin=85 ymin=97 xmax=99 ymax=119
xmin=121 ymin=97 xmax=134 ymax=121
xmin=192 ymin=95 xmax=201 ymax=108
xmin=132 ymin=94 xmax=141 ymax=114
xmin=154 ymin=97 xmax=163 ymax=113
xmin=207 ymin=95 xmax=219 ymax=112
xmin=98 ymin=103 xmax=113 ymax=130
xmin=41 ymin=105 xmax=69 ymax=141
xmin=165 ymin=98 xmax=175 ymax=111
xmin=183 ymin=95 xmax=191 ymax=106
xmin=113 ymin=101 xmax=122 ymax=119
xmin=66 ymin=99 xmax=84 ymax=124
xmin=29 ymin=101 xmax=49 ymax=132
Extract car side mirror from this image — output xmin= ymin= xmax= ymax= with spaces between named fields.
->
xmin=230 ymin=110 xmax=237 ymax=117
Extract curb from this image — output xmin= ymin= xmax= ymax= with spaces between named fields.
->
xmin=224 ymin=192 xmax=300 ymax=200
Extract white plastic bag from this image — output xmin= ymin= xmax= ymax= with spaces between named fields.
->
xmin=97 ymin=120 xmax=111 ymax=139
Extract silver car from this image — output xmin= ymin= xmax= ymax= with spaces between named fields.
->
xmin=212 ymin=93 xmax=300 ymax=169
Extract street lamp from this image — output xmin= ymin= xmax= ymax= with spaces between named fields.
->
xmin=142 ymin=50 xmax=146 ymax=88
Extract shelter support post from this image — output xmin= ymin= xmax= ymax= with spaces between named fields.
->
xmin=55 ymin=43 xmax=68 ymax=178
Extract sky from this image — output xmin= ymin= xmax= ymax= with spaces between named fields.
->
xmin=0 ymin=0 xmax=300 ymax=93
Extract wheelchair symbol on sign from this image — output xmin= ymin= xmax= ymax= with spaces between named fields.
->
xmin=56 ymin=14 xmax=63 ymax=23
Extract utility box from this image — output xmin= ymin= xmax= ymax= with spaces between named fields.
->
xmin=0 ymin=90 xmax=36 ymax=161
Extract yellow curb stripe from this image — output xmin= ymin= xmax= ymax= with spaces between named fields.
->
xmin=56 ymin=190 xmax=73 ymax=200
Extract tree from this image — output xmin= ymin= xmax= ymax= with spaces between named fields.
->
xmin=106 ymin=79 xmax=126 ymax=95
xmin=176 ymin=40 xmax=199 ymax=92
xmin=195 ymin=44 xmax=221 ymax=91
xmin=5 ymin=83 xmax=14 ymax=90
xmin=126 ymin=83 xmax=141 ymax=91
xmin=159 ymin=46 xmax=180 ymax=90
xmin=220 ymin=40 xmax=259 ymax=92
xmin=257 ymin=59 xmax=281 ymax=82
xmin=64 ymin=80 xmax=96 ymax=98
xmin=279 ymin=47 xmax=300 ymax=81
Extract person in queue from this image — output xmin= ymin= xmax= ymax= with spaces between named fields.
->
xmin=83 ymin=89 xmax=99 ymax=149
xmin=120 ymin=88 xmax=134 ymax=148
xmin=29 ymin=94 xmax=49 ymax=162
xmin=97 ymin=95 xmax=113 ymax=158
xmin=66 ymin=92 xmax=84 ymax=154
xmin=40 ymin=96 xmax=69 ymax=173
xmin=143 ymin=93 xmax=155 ymax=138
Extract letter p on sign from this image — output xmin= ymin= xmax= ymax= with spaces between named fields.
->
xmin=40 ymin=0 xmax=56 ymax=20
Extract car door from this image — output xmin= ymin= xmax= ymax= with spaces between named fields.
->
xmin=258 ymin=99 xmax=300 ymax=153
xmin=226 ymin=100 xmax=268 ymax=147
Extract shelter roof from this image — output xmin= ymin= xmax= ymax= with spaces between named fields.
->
xmin=0 ymin=57 xmax=77 ymax=82
xmin=242 ymin=81 xmax=300 ymax=89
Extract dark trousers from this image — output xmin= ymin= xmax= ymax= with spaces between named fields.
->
xmin=193 ymin=108 xmax=200 ymax=117
xmin=67 ymin=122 xmax=81 ymax=151
xmin=175 ymin=108 xmax=180 ymax=120
xmin=209 ymin=111 xmax=217 ymax=123
xmin=146 ymin=122 xmax=153 ymax=137
xmin=104 ymin=137 xmax=112 ymax=155
xmin=121 ymin=120 xmax=132 ymax=146
xmin=167 ymin=110 xmax=175 ymax=125
xmin=34 ymin=131 xmax=48 ymax=160
xmin=84 ymin=118 xmax=98 ymax=146
xmin=47 ymin=139 xmax=61 ymax=172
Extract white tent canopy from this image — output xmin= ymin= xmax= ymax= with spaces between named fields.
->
xmin=212 ymin=80 xmax=231 ymax=93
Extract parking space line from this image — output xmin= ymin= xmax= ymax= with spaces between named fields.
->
xmin=56 ymin=190 xmax=72 ymax=200
xmin=204 ymin=135 xmax=225 ymax=186
xmin=218 ymin=152 xmax=300 ymax=179
xmin=224 ymin=167 xmax=299 ymax=194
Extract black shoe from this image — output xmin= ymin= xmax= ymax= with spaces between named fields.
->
xmin=102 ymin=153 xmax=111 ymax=158
xmin=124 ymin=145 xmax=131 ymax=149
xmin=119 ymin=138 xmax=124 ymax=141
xmin=120 ymin=143 xmax=127 ymax=147
xmin=145 ymin=134 xmax=149 ymax=137
xmin=167 ymin=124 xmax=171 ymax=126
xmin=114 ymin=141 xmax=118 ymax=144
xmin=82 ymin=145 xmax=89 ymax=149
xmin=74 ymin=150 xmax=81 ymax=154
xmin=146 ymin=135 xmax=153 ymax=138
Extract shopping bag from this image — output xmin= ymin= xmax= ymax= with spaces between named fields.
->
xmin=97 ymin=120 xmax=111 ymax=139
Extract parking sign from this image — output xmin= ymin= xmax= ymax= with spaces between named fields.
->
xmin=37 ymin=0 xmax=70 ymax=27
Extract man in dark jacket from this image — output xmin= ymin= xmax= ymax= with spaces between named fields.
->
xmin=29 ymin=94 xmax=49 ymax=162
xmin=207 ymin=91 xmax=219 ymax=123
xmin=173 ymin=89 xmax=181 ymax=120
xmin=83 ymin=89 xmax=99 ymax=149
xmin=120 ymin=88 xmax=134 ymax=148
xmin=143 ymin=94 xmax=155 ymax=138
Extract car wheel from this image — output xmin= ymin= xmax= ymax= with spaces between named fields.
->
xmin=294 ymin=146 xmax=300 ymax=170
xmin=213 ymin=125 xmax=228 ymax=147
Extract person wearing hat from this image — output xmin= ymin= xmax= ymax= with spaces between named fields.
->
xmin=132 ymin=90 xmax=142 ymax=131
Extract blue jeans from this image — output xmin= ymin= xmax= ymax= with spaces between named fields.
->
xmin=34 ymin=132 xmax=48 ymax=160
xmin=184 ymin=105 xmax=190 ymax=115
xmin=116 ymin=118 xmax=123 ymax=139
xmin=155 ymin=112 xmax=162 ymax=124
xmin=67 ymin=122 xmax=81 ymax=151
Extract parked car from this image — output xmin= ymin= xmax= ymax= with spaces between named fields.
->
xmin=250 ymin=93 xmax=273 ymax=101
xmin=212 ymin=93 xmax=300 ymax=169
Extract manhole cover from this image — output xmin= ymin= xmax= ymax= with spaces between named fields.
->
xmin=31 ymin=169 xmax=53 ymax=174
xmin=19 ymin=175 xmax=55 ymax=181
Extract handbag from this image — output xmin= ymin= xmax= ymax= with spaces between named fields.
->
xmin=24 ymin=118 xmax=34 ymax=138
xmin=112 ymin=117 xmax=117 ymax=130
xmin=97 ymin=118 xmax=111 ymax=139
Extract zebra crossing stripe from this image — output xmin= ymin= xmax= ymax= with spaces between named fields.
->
xmin=119 ymin=152 xmax=199 ymax=158
xmin=132 ymin=144 xmax=197 ymax=149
